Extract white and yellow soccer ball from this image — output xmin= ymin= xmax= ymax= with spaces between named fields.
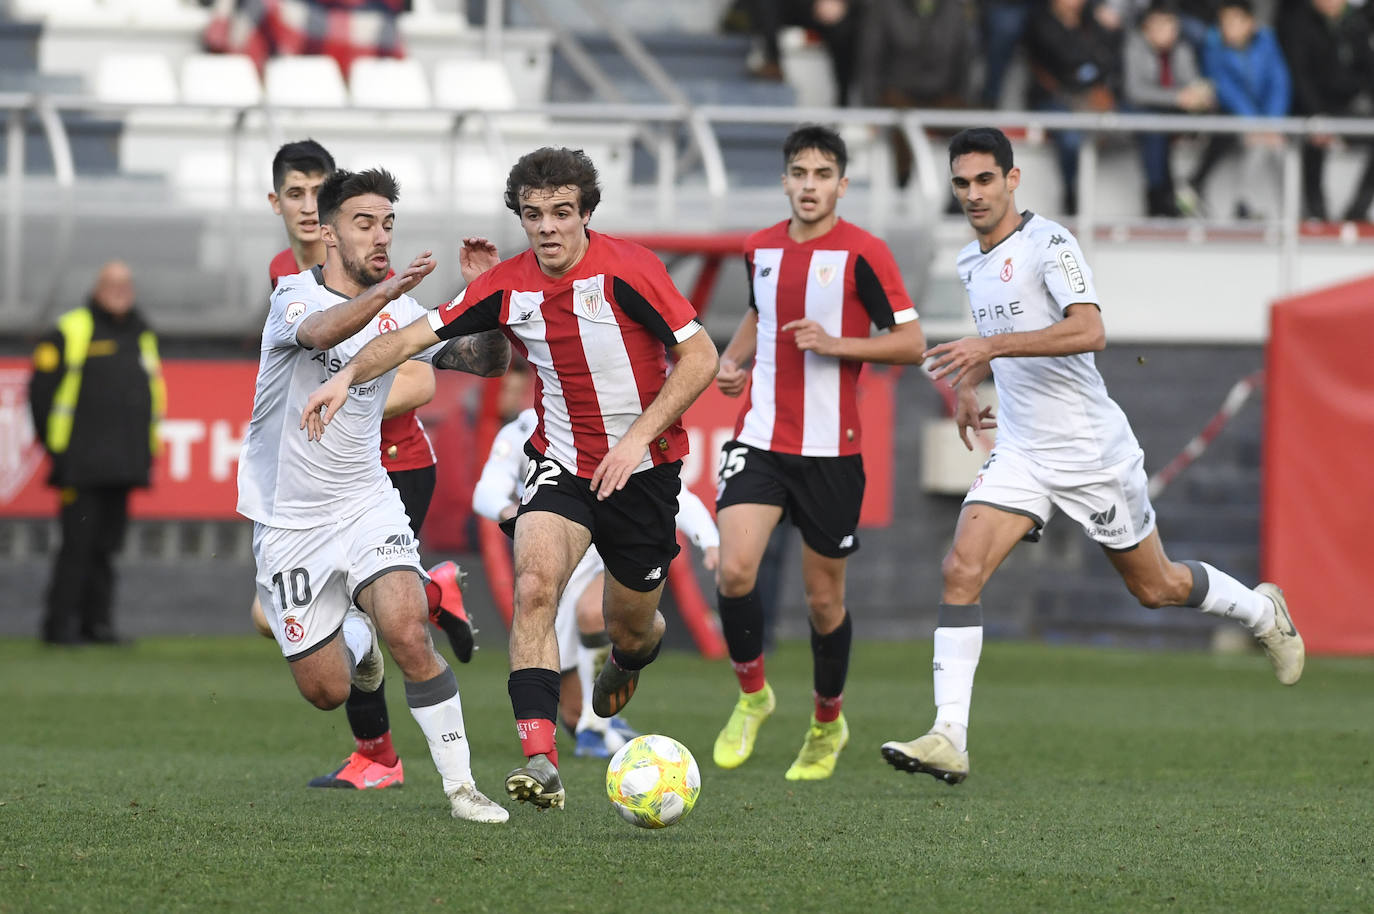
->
xmin=605 ymin=734 xmax=701 ymax=829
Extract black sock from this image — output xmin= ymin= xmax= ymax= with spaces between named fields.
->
xmin=811 ymin=612 xmax=852 ymax=699
xmin=344 ymin=679 xmax=389 ymax=741
xmin=611 ymin=639 xmax=661 ymax=672
xmin=719 ymin=588 xmax=765 ymax=664
xmin=507 ymin=667 xmax=561 ymax=722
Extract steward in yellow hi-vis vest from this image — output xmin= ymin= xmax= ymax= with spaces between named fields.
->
xmin=27 ymin=260 xmax=164 ymax=645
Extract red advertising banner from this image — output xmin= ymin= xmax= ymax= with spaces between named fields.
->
xmin=1 ymin=357 xmax=896 ymax=533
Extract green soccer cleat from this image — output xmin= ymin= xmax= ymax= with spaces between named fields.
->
xmin=784 ymin=713 xmax=849 ymax=781
xmin=881 ymin=731 xmax=969 ymax=785
xmin=504 ymin=754 xmax=565 ymax=810
xmin=1255 ymin=582 xmax=1304 ymax=686
xmin=713 ymin=683 xmax=776 ymax=770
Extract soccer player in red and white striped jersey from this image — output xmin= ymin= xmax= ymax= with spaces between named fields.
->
xmin=302 ymin=147 xmax=719 ymax=812
xmin=711 ymin=125 xmax=926 ymax=781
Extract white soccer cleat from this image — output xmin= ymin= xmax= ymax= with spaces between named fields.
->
xmin=1254 ymin=582 xmax=1304 ymax=686
xmin=447 ymin=782 xmax=510 ymax=824
xmin=881 ymin=731 xmax=969 ymax=785
xmin=347 ymin=608 xmax=385 ymax=693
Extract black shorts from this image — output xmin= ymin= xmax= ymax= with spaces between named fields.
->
xmin=715 ymin=439 xmax=864 ymax=558
xmin=388 ymin=465 xmax=436 ymax=538
xmin=516 ymin=442 xmax=682 ymax=592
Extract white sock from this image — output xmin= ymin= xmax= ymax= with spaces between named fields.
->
xmin=405 ymin=666 xmax=473 ymax=794
xmin=341 ymin=612 xmax=372 ymax=673
xmin=576 ymin=643 xmax=608 ymax=734
xmin=932 ymin=625 xmax=982 ymax=753
xmin=1188 ymin=562 xmax=1273 ymax=633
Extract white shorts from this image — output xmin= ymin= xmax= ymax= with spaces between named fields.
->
xmin=963 ymin=447 xmax=1157 ymax=551
xmin=555 ymin=547 xmax=606 ymax=672
xmin=252 ymin=487 xmax=424 ymax=660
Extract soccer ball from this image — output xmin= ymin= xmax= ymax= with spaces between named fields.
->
xmin=605 ymin=734 xmax=700 ymax=829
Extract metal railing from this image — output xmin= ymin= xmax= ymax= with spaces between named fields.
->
xmin=4 ymin=90 xmax=1374 ymax=318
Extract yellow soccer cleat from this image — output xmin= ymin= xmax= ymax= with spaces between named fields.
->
xmin=713 ymin=683 xmax=776 ymax=769
xmin=784 ymin=713 xmax=849 ymax=781
xmin=1255 ymin=582 xmax=1304 ymax=686
xmin=881 ymin=731 xmax=970 ymax=785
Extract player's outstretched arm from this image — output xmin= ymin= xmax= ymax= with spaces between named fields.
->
xmin=925 ymin=304 xmax=1105 ymax=387
xmin=590 ymin=328 xmax=719 ymax=500
xmin=383 ymin=360 xmax=436 ymax=418
xmin=433 ymin=329 xmax=510 ymax=377
xmin=717 ymin=310 xmax=758 ymax=397
xmin=783 ymin=317 xmax=926 ymax=365
xmin=296 ymin=251 xmax=435 ymax=351
xmin=301 ymin=315 xmax=440 ymax=439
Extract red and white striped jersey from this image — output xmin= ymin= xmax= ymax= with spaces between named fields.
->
xmin=428 ymin=231 xmax=703 ymax=478
xmin=737 ymin=219 xmax=917 ymax=457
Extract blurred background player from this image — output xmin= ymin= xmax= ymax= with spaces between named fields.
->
xmin=249 ymin=140 xmax=474 ymax=792
xmin=28 ymin=260 xmax=164 ymax=646
xmin=881 ymin=127 xmax=1304 ymax=785
xmin=472 ymin=382 xmax=721 ymax=758
xmin=241 ymin=167 xmax=510 ymax=822
xmin=711 ymin=125 xmax=925 ymax=781
xmin=301 ymin=147 xmax=719 ymax=812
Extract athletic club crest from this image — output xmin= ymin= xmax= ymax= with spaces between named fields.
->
xmin=0 ymin=367 xmax=46 ymax=505
xmin=815 ymin=264 xmax=837 ymax=287
xmin=579 ymin=286 xmax=603 ymax=320
xmin=1000 ymin=258 xmax=1014 ymax=282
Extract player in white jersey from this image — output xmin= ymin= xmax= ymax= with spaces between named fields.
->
xmin=881 ymin=127 xmax=1305 ymax=786
xmin=472 ymin=406 xmax=721 ymax=757
xmin=236 ymin=167 xmax=512 ymax=823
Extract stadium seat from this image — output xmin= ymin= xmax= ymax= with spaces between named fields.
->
xmin=432 ymin=58 xmax=519 ymax=112
xmin=180 ymin=54 xmax=262 ymax=108
xmin=264 ymin=56 xmax=349 ymax=108
xmin=93 ymin=52 xmax=179 ymax=105
xmin=349 ymin=58 xmax=433 ymax=110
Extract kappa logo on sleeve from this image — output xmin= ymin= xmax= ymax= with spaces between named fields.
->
xmin=1057 ymin=250 xmax=1087 ymax=294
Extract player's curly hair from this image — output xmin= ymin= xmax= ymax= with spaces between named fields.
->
xmin=503 ymin=147 xmax=602 ymax=216
xmin=318 ymin=168 xmax=400 ymax=227
xmin=783 ymin=124 xmax=848 ymax=176
xmin=949 ymin=128 xmax=1015 ymax=174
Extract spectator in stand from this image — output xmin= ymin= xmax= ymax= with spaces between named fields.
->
xmin=856 ymin=0 xmax=975 ymax=188
xmin=1123 ymin=1 xmax=1215 ymax=217
xmin=1024 ymin=0 xmax=1123 ymax=215
xmin=1183 ymin=0 xmax=1290 ymax=219
xmin=1098 ymin=0 xmax=1216 ymax=50
xmin=203 ymin=0 xmax=408 ymax=77
xmin=1278 ymin=0 xmax=1374 ymax=222
xmin=979 ymin=0 xmax=1032 ymax=108
xmin=733 ymin=0 xmax=861 ymax=106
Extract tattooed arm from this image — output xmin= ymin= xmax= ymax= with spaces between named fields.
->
xmin=433 ymin=329 xmax=510 ymax=378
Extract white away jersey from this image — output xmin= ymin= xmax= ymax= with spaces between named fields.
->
xmin=957 ymin=212 xmax=1137 ymax=470
xmin=472 ymin=408 xmax=719 ymax=549
xmin=237 ymin=267 xmax=438 ymax=528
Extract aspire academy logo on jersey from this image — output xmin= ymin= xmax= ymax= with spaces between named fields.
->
xmin=0 ymin=368 xmax=46 ymax=505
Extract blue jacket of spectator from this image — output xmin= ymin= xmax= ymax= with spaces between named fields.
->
xmin=1203 ymin=25 xmax=1290 ymax=117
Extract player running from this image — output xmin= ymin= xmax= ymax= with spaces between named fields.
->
xmin=711 ymin=124 xmax=926 ymax=780
xmin=882 ymin=127 xmax=1304 ymax=785
xmin=301 ymin=147 xmax=719 ymax=812
xmin=238 ymin=167 xmax=511 ymax=822
xmin=472 ymin=403 xmax=721 ymax=758
xmin=250 ymin=140 xmax=477 ymax=792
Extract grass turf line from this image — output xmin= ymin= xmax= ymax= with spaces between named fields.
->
xmin=0 ymin=636 xmax=1370 ymax=914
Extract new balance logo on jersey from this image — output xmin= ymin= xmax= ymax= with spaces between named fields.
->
xmin=760 ymin=267 xmax=772 ymax=277
xmin=1049 ymin=234 xmax=1066 ymax=246
xmin=838 ymin=535 xmax=855 ymax=549
xmin=517 ymin=310 xmax=534 ymax=322
xmin=1089 ymin=505 xmax=1116 ymax=526
xmin=376 ymin=533 xmax=415 ymax=559
xmin=643 ymin=566 xmax=663 ymax=582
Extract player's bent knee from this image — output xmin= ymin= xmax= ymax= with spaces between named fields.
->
xmin=941 ymin=550 xmax=986 ymax=596
xmin=716 ymin=559 xmax=759 ymax=597
xmin=1129 ymin=581 xmax=1172 ymax=610
xmin=298 ymin=679 xmax=349 ymax=711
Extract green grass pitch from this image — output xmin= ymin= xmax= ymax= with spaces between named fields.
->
xmin=1 ymin=636 xmax=1371 ymax=913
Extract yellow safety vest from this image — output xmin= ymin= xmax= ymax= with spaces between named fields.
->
xmin=45 ymin=307 xmax=166 ymax=456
